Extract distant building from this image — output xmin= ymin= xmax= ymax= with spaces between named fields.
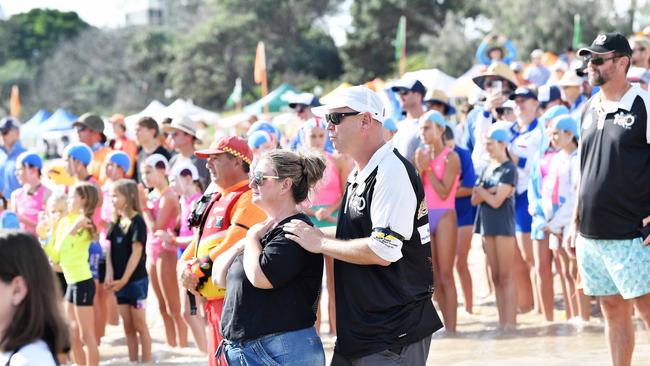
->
xmin=122 ymin=0 xmax=165 ymax=26
xmin=119 ymin=0 xmax=205 ymax=28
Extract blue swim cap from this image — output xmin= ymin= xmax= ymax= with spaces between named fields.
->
xmin=422 ymin=110 xmax=447 ymax=128
xmin=248 ymin=131 xmax=272 ymax=149
xmin=105 ymin=151 xmax=131 ymax=172
xmin=16 ymin=151 xmax=42 ymax=170
xmin=63 ymin=143 xmax=93 ymax=166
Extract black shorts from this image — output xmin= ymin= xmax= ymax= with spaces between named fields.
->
xmin=55 ymin=271 xmax=67 ymax=298
xmin=65 ymin=278 xmax=96 ymax=306
xmin=98 ymin=258 xmax=106 ymax=284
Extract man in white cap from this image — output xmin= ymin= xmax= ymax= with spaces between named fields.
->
xmin=557 ymin=70 xmax=588 ymax=120
xmin=283 ymin=85 xmax=442 ymax=365
xmin=572 ymin=32 xmax=650 ymax=366
xmin=164 ymin=116 xmax=210 ymax=188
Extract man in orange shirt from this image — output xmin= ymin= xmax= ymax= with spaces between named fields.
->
xmin=73 ymin=113 xmax=111 ymax=184
xmin=179 ymin=136 xmax=266 ymax=366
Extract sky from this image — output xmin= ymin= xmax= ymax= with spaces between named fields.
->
xmin=0 ymin=0 xmax=353 ymax=46
xmin=0 ymin=0 xmax=124 ymax=28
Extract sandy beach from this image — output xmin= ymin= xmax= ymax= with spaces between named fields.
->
xmin=97 ymin=237 xmax=650 ymax=365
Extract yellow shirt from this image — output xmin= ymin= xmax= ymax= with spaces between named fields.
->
xmin=181 ymin=180 xmax=266 ymax=299
xmin=44 ymin=213 xmax=93 ymax=284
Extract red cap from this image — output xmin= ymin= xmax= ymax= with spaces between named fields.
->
xmin=195 ymin=136 xmax=253 ymax=164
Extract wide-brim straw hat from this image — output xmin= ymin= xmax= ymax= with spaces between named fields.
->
xmin=472 ymin=62 xmax=518 ymax=91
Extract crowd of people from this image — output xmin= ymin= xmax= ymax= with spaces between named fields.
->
xmin=0 ymin=31 xmax=648 ymax=366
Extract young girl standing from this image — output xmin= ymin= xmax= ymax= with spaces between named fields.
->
xmin=157 ymin=161 xmax=207 ymax=352
xmin=415 ymin=111 xmax=461 ymax=333
xmin=37 ymin=194 xmax=69 ymax=298
xmin=472 ymin=128 xmax=518 ymax=331
xmin=543 ymin=116 xmax=589 ymax=322
xmin=44 ymin=182 xmax=100 ymax=366
xmin=106 ymin=179 xmax=152 ymax=362
xmin=11 ymin=151 xmax=51 ymax=235
xmin=140 ymin=154 xmax=187 ymax=348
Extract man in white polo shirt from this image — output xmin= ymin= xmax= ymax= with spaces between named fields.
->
xmin=284 ymin=86 xmax=442 ymax=365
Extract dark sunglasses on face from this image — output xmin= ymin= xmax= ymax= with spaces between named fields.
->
xmin=250 ymin=171 xmax=280 ymax=186
xmin=586 ymin=54 xmax=623 ymax=66
xmin=295 ymin=105 xmax=306 ymax=113
xmin=396 ymin=88 xmax=411 ymax=95
xmin=325 ymin=111 xmax=360 ymax=125
xmin=76 ymin=125 xmax=87 ymax=132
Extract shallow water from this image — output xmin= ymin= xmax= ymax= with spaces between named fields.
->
xmin=98 ymin=238 xmax=650 ymax=365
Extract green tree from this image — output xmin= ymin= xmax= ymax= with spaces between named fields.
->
xmin=342 ymin=0 xmax=481 ymax=83
xmin=169 ymin=0 xmax=345 ymax=110
xmin=481 ymin=0 xmax=630 ymax=60
xmin=0 ymin=8 xmax=89 ymax=64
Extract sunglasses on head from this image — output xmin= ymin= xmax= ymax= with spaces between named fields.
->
xmin=325 ymin=111 xmax=360 ymax=125
xmin=586 ymin=54 xmax=624 ymax=66
xmin=250 ymin=170 xmax=280 ymax=186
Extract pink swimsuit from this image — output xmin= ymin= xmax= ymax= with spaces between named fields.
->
xmin=14 ymin=185 xmax=46 ymax=235
xmin=312 ymin=153 xmax=342 ymax=206
xmin=422 ymin=147 xmax=459 ymax=210
xmin=145 ymin=187 xmax=178 ymax=262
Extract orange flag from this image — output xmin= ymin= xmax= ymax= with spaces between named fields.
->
xmin=10 ymin=85 xmax=20 ymax=118
xmin=254 ymin=41 xmax=269 ymax=113
xmin=254 ymin=41 xmax=266 ymax=84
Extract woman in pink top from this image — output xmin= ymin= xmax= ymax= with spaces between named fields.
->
xmin=302 ymin=118 xmax=352 ymax=335
xmin=415 ymin=110 xmax=461 ymax=333
xmin=11 ymin=151 xmax=51 ymax=235
xmin=156 ymin=161 xmax=207 ymax=353
xmin=140 ymin=154 xmax=187 ymax=348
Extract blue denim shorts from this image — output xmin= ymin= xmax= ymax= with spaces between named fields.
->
xmin=116 ymin=276 xmax=149 ymax=308
xmin=223 ymin=327 xmax=325 ymax=366
xmin=576 ymin=235 xmax=650 ymax=299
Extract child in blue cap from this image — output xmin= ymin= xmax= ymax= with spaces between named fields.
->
xmin=472 ymin=127 xmax=519 ymax=330
xmin=10 ymin=151 xmax=51 ymax=235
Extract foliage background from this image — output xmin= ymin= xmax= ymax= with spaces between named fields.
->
xmin=0 ymin=0 xmax=640 ymax=119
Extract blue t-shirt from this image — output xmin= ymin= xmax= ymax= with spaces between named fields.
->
xmin=0 ymin=141 xmax=27 ymax=199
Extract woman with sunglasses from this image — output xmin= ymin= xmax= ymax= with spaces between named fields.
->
xmin=213 ymin=149 xmax=327 ymax=366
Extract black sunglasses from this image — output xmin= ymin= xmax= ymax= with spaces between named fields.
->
xmin=76 ymin=125 xmax=87 ymax=132
xmin=325 ymin=112 xmax=360 ymax=125
xmin=295 ymin=105 xmax=306 ymax=113
xmin=250 ymin=171 xmax=280 ymax=186
xmin=587 ymin=54 xmax=624 ymax=66
xmin=396 ymin=88 xmax=411 ymax=95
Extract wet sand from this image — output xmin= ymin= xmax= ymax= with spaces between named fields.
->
xmin=99 ymin=237 xmax=650 ymax=365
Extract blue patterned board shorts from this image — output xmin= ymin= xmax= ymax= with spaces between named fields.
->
xmin=576 ymin=235 xmax=650 ymax=299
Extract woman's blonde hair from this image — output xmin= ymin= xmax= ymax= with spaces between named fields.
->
xmin=110 ymin=179 xmax=142 ymax=221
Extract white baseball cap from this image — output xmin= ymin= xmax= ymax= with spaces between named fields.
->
xmin=312 ymin=85 xmax=386 ymax=124
xmin=143 ymin=153 xmax=169 ymax=172
xmin=171 ymin=161 xmax=199 ymax=180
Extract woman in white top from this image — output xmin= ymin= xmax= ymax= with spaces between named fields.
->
xmin=0 ymin=231 xmax=70 ymax=366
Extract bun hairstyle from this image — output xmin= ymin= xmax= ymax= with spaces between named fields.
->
xmin=261 ymin=149 xmax=326 ymax=203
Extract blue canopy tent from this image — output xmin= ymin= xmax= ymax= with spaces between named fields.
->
xmin=21 ymin=109 xmax=51 ymax=148
xmin=40 ymin=108 xmax=78 ymax=131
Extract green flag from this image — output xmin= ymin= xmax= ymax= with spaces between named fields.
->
xmin=572 ymin=14 xmax=582 ymax=49
xmin=395 ymin=16 xmax=406 ymax=61
xmin=226 ymin=77 xmax=242 ymax=107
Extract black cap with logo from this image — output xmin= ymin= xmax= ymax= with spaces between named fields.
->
xmin=578 ymin=32 xmax=633 ymax=56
